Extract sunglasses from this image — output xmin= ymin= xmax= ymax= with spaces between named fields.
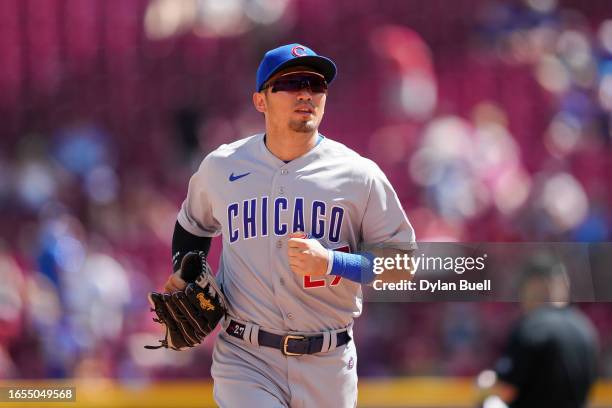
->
xmin=263 ymin=73 xmax=328 ymax=94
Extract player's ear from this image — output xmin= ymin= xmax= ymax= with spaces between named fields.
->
xmin=253 ymin=92 xmax=266 ymax=114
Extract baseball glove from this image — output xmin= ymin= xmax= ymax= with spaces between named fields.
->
xmin=145 ymin=251 xmax=227 ymax=351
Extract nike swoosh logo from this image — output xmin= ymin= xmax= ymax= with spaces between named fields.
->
xmin=229 ymin=172 xmax=251 ymax=182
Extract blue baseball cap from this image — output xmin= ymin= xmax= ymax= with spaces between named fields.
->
xmin=256 ymin=43 xmax=337 ymax=91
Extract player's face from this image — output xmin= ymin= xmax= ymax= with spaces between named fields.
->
xmin=254 ymin=67 xmax=327 ymax=134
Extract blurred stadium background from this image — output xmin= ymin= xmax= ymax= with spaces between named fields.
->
xmin=1 ymin=0 xmax=612 ymax=406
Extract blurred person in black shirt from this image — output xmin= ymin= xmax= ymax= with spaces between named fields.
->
xmin=480 ymin=254 xmax=599 ymax=408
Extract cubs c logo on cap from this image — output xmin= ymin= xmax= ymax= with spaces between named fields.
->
xmin=291 ymin=46 xmax=307 ymax=57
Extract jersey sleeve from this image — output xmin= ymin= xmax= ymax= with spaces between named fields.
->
xmin=359 ymin=162 xmax=416 ymax=251
xmin=177 ymin=154 xmax=222 ymax=237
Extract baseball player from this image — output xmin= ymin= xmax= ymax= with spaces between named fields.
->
xmin=163 ymin=43 xmax=416 ymax=407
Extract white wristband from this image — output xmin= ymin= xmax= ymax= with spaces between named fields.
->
xmin=326 ymin=249 xmax=334 ymax=275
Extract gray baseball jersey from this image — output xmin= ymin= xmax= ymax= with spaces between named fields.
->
xmin=178 ymin=132 xmax=414 ymax=407
xmin=177 ymin=133 xmax=415 ymax=332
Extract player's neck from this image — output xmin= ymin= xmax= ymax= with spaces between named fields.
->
xmin=265 ymin=129 xmax=319 ymax=162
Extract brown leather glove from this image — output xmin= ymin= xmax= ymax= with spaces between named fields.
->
xmin=145 ymin=252 xmax=227 ymax=351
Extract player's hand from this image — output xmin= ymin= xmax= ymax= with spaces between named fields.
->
xmin=163 ymin=270 xmax=187 ymax=293
xmin=287 ymin=232 xmax=329 ymax=276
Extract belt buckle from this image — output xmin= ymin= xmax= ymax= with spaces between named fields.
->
xmin=282 ymin=335 xmax=305 ymax=356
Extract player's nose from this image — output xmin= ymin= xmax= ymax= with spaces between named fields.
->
xmin=295 ymin=87 xmax=313 ymax=101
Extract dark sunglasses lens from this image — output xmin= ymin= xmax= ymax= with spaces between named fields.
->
xmin=271 ymin=76 xmax=327 ymax=93
xmin=272 ymin=79 xmax=302 ymax=92
xmin=309 ymin=78 xmax=328 ymax=93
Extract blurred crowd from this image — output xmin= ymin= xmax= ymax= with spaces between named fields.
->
xmin=0 ymin=0 xmax=611 ymax=382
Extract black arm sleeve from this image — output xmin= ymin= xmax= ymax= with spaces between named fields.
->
xmin=171 ymin=221 xmax=212 ymax=272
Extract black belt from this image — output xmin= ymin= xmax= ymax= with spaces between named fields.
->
xmin=226 ymin=319 xmax=351 ymax=356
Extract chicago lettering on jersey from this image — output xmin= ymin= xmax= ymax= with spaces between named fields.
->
xmin=227 ymin=197 xmax=344 ymax=243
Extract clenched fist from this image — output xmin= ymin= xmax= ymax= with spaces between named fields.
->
xmin=287 ymin=232 xmax=330 ymax=276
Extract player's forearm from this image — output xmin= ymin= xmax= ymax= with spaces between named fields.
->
xmin=328 ymin=248 xmax=414 ymax=284
xmin=328 ymin=248 xmax=415 ymax=285
xmin=327 ymin=251 xmax=376 ymax=284
xmin=171 ymin=221 xmax=212 ymax=272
